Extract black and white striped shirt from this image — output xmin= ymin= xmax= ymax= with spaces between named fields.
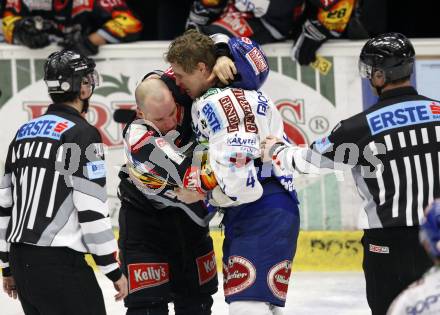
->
xmin=0 ymin=104 xmax=121 ymax=281
xmin=276 ymin=87 xmax=440 ymax=229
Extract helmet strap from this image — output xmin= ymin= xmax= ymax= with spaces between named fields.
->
xmin=79 ymin=85 xmax=94 ymax=114
xmin=369 ymin=68 xmax=387 ymax=96
xmin=369 ymin=79 xmax=384 ymax=96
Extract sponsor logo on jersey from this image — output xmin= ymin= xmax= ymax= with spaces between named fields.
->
xmin=313 ymin=136 xmax=333 ymax=153
xmin=226 ymin=133 xmax=260 ymax=156
xmin=318 ymin=0 xmax=354 ymax=32
xmin=406 ymin=293 xmax=440 ymax=315
xmin=366 ymin=101 xmax=440 ymax=135
xmin=202 ymin=88 xmax=221 ymax=100
xmin=219 ymin=95 xmax=240 ymax=133
xmin=226 ymin=134 xmax=258 ymax=147
xmin=24 ymin=0 xmax=52 ymax=11
xmin=256 ymin=91 xmax=269 ymax=116
xmin=369 ymin=244 xmax=389 ymax=254
xmin=267 ymin=260 xmax=292 ymax=301
xmin=232 ymin=89 xmax=258 ymax=133
xmin=6 ymin=0 xmax=22 ymax=12
xmin=99 ymin=0 xmax=123 ymax=8
xmin=196 ymin=250 xmax=217 ymax=285
xmin=276 ymin=175 xmax=295 ymax=192
xmin=212 ymin=9 xmax=254 ymax=38
xmin=202 ymin=102 xmax=223 ymax=133
xmin=16 ymin=115 xmax=75 ymax=141
xmin=72 ymin=0 xmax=93 ymax=16
xmin=183 ymin=166 xmax=203 ymax=193
xmin=127 ymin=262 xmax=169 ymax=293
xmin=223 ymin=255 xmax=256 ymax=296
xmin=85 ymin=160 xmax=106 ymax=179
xmin=246 ymin=47 xmax=268 ymax=75
xmin=430 ymin=103 xmax=440 ymax=115
xmin=240 ymin=37 xmax=252 ymax=45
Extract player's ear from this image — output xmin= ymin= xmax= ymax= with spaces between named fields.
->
xmin=197 ymin=62 xmax=207 ymax=74
xmin=136 ymin=107 xmax=144 ymax=119
xmin=372 ymin=70 xmax=385 ymax=86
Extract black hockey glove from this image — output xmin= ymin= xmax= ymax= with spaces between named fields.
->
xmin=13 ymin=16 xmax=50 ymax=49
xmin=291 ymin=19 xmax=330 ymax=65
xmin=186 ymin=0 xmax=227 ymax=30
xmin=60 ymin=32 xmax=99 ymax=56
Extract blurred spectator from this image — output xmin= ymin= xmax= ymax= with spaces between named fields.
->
xmin=126 ymin=0 xmax=192 ymax=40
xmin=1 ymin=0 xmax=143 ymax=56
xmin=186 ymin=0 xmax=368 ymax=66
xmin=291 ymin=0 xmax=369 ymax=65
xmin=186 ymin=0 xmax=292 ymax=44
xmin=0 ymin=0 xmax=4 ymax=42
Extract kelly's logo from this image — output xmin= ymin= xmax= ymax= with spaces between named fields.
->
xmin=127 ymin=263 xmax=169 ymax=293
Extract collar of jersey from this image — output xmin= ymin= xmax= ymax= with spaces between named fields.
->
xmin=378 ymin=86 xmax=418 ymax=102
xmin=46 ymin=103 xmax=84 ymax=119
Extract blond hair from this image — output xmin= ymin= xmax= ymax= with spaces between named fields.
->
xmin=165 ymin=29 xmax=216 ymax=73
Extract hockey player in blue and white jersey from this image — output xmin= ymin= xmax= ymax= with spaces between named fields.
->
xmin=387 ymin=199 xmax=440 ymax=315
xmin=166 ymin=30 xmax=300 ymax=315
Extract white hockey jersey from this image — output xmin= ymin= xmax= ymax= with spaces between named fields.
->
xmin=387 ymin=266 xmax=440 ymax=315
xmin=192 ymin=87 xmax=294 ymax=206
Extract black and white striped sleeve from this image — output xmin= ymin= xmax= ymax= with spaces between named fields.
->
xmin=72 ymin=129 xmax=121 ymax=282
xmin=273 ymin=119 xmax=362 ymax=173
xmin=0 ymin=144 xmax=13 ymax=276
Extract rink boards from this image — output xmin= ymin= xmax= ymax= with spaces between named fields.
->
xmin=84 ymin=230 xmax=363 ymax=271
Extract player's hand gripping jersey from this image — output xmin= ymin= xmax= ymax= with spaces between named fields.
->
xmin=192 ymin=87 xmax=295 ymax=207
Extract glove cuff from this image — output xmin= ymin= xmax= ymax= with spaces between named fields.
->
xmin=189 ymin=10 xmax=211 ymax=26
xmin=83 ymin=36 xmax=99 ymax=56
xmin=207 ymin=186 xmax=236 ymax=207
xmin=303 ymin=19 xmax=328 ymax=42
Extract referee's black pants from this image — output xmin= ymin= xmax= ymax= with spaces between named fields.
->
xmin=362 ymin=227 xmax=433 ymax=315
xmin=9 ymin=243 xmax=106 ymax=315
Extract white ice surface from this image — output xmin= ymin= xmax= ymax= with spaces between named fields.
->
xmin=1 ymin=272 xmax=370 ymax=315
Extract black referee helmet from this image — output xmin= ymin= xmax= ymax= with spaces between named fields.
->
xmin=44 ymin=50 xmax=98 ymax=99
xmin=359 ymin=32 xmax=415 ymax=83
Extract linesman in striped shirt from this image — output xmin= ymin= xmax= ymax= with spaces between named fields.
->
xmin=261 ymin=33 xmax=440 ymax=315
xmin=0 ymin=50 xmax=127 ymax=315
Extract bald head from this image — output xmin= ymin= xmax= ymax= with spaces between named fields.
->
xmin=135 ymin=78 xmax=178 ymax=134
xmin=135 ymin=78 xmax=169 ymax=109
